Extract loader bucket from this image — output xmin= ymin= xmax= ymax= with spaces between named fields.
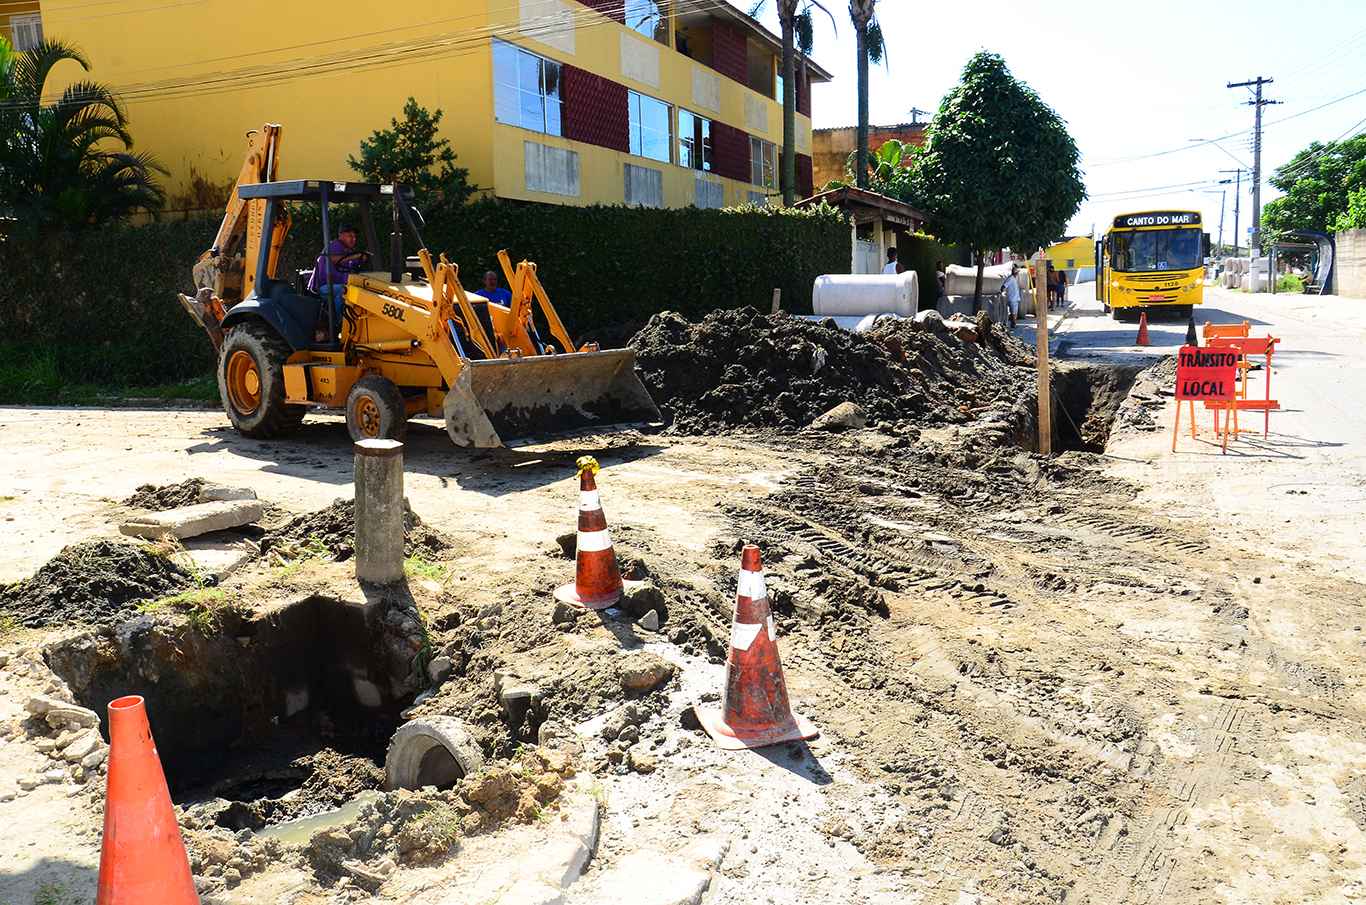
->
xmin=443 ymin=349 xmax=660 ymax=448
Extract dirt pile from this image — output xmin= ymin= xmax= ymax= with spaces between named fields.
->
xmin=123 ymin=478 xmax=207 ymax=510
xmin=0 ymin=540 xmax=194 ymax=627
xmin=629 ymin=307 xmax=1035 ymax=434
xmin=259 ymin=498 xmax=452 ymax=562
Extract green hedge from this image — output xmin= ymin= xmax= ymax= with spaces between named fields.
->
xmin=898 ymin=233 xmax=966 ymax=310
xmin=0 ymin=200 xmax=848 ymax=399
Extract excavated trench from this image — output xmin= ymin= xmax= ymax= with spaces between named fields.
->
xmin=43 ymin=595 xmax=427 ymax=825
xmin=1051 ymin=363 xmax=1143 ymax=453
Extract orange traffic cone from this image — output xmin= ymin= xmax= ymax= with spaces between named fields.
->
xmin=554 ymin=456 xmax=623 ymax=610
xmin=97 ymin=695 xmax=198 ymax=905
xmin=1135 ymin=311 xmax=1150 ymax=346
xmin=694 ymin=545 xmax=818 ymax=750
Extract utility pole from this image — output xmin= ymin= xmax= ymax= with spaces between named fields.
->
xmin=1227 ymin=76 xmax=1281 ymax=256
xmin=1203 ymin=189 xmax=1226 ymax=253
xmin=1218 ymin=169 xmax=1245 ymax=256
xmin=908 ymin=106 xmax=931 ymax=124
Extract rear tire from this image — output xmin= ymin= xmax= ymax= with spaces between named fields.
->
xmin=346 ymin=374 xmax=408 ymax=442
xmin=218 ymin=321 xmax=305 ymax=438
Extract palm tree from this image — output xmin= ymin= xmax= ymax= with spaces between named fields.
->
xmin=849 ymin=0 xmax=885 ymax=189
xmin=749 ymin=0 xmax=835 ymax=206
xmin=0 ymin=40 xmax=165 ymax=227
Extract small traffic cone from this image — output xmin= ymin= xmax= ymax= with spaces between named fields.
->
xmin=554 ymin=456 xmax=623 ymax=610
xmin=1185 ymin=317 xmax=1199 ymax=346
xmin=97 ymin=695 xmax=198 ymax=905
xmin=694 ymin=545 xmax=818 ymax=751
xmin=1135 ymin=311 xmax=1150 ymax=346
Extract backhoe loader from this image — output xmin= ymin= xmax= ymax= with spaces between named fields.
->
xmin=177 ymin=126 xmax=658 ymax=447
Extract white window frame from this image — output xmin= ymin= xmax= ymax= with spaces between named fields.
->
xmin=628 ymin=90 xmax=672 ymax=164
xmin=678 ymin=109 xmax=712 ymax=172
xmin=494 ymin=39 xmax=563 ymax=137
xmin=750 ymin=137 xmax=776 ymax=189
xmin=9 ymin=13 xmax=42 ymax=51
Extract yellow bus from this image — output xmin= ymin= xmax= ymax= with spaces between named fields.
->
xmin=1096 ymin=210 xmax=1210 ymax=320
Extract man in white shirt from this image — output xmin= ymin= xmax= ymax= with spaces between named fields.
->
xmin=882 ymin=248 xmax=901 ymax=275
xmin=1004 ymin=263 xmax=1022 ymax=328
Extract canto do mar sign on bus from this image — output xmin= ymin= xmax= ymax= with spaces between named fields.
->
xmin=1113 ymin=212 xmax=1202 ymax=228
xmin=1175 ymin=346 xmax=1237 ymax=401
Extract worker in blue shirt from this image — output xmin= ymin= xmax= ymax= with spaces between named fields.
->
xmin=479 ymin=270 xmax=513 ymax=305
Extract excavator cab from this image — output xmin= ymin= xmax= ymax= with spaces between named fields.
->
xmin=181 ymin=169 xmax=659 ymax=447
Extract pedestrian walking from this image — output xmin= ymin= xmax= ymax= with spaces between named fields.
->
xmin=1004 ymin=263 xmax=1021 ymax=328
xmin=1056 ymin=269 xmax=1069 ymax=307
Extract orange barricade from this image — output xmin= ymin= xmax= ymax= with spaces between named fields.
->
xmin=1205 ymin=336 xmax=1281 ymax=438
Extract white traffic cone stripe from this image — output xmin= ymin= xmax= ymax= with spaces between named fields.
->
xmin=737 ymin=568 xmax=767 ymax=601
xmin=579 ymin=490 xmax=601 ymax=511
xmin=767 ymin=615 xmax=776 ymax=641
xmin=577 ymin=528 xmax=614 ymax=553
xmin=730 ymin=620 xmax=762 ymax=651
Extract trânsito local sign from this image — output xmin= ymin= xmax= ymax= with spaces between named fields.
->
xmin=1175 ymin=346 xmax=1237 ymax=401
xmin=1113 ymin=211 xmax=1202 ymax=228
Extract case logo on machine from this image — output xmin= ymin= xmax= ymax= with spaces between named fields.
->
xmin=1114 ymin=211 xmax=1201 ymax=228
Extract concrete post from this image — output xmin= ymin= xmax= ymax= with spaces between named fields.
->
xmin=354 ymin=439 xmax=405 ymax=584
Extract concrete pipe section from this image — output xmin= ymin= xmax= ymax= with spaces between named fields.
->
xmin=384 ymin=716 xmax=485 ymax=790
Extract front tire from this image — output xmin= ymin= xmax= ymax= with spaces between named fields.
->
xmin=218 ymin=321 xmax=305 ymax=438
xmin=346 ymin=374 xmax=408 ymax=442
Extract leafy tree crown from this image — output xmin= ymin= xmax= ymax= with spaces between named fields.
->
xmin=910 ymin=52 xmax=1083 ymax=255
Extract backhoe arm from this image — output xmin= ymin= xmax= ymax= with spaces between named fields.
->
xmin=191 ymin=124 xmax=282 ymax=304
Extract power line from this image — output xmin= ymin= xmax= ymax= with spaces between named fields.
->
xmin=1 ymin=0 xmax=745 ymax=110
xmin=1087 ymin=83 xmax=1366 ymax=167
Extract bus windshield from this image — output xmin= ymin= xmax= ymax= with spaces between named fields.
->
xmin=1111 ymin=228 xmax=1202 ymax=272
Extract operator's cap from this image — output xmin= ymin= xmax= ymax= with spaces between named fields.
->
xmin=338 ymin=222 xmax=358 ymax=234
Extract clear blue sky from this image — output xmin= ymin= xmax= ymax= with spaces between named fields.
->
xmin=739 ymin=0 xmax=1366 ymax=241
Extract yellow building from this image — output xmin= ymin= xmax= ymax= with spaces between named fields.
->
xmin=41 ymin=0 xmax=831 ymax=211
xmin=2 ymin=0 xmax=42 ymax=51
xmin=1044 ymin=236 xmax=1096 ymax=281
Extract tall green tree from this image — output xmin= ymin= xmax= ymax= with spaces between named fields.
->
xmin=1261 ymin=135 xmax=1366 ymax=241
xmin=0 ymin=35 xmax=14 ymax=101
xmin=0 ymin=40 xmax=166 ymax=228
xmin=347 ymin=97 xmax=473 ymax=209
xmin=749 ymin=0 xmax=835 ymax=205
xmin=910 ymin=52 xmax=1083 ymax=302
xmin=849 ymin=0 xmax=885 ymax=189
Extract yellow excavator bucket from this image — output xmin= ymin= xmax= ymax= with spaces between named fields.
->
xmin=442 ymin=348 xmax=660 ymax=448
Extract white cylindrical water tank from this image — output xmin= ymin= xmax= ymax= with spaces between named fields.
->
xmin=811 ymin=271 xmax=918 ymax=318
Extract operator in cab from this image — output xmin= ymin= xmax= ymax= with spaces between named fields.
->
xmin=478 ymin=270 xmax=513 ymax=305
xmin=309 ymin=223 xmax=370 ymax=337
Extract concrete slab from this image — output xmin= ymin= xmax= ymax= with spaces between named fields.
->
xmin=568 ymin=850 xmax=709 ymax=905
xmin=118 ymin=500 xmax=264 ymax=540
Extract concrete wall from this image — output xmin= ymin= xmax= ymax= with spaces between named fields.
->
xmin=1334 ymin=229 xmax=1366 ymax=299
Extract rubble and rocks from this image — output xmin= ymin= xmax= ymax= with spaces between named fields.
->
xmin=1112 ymin=355 xmax=1178 ymax=435
xmin=258 ymin=498 xmax=452 ymax=562
xmin=630 ymin=306 xmax=1036 ymax=434
xmin=8 ymin=693 xmax=110 ymax=792
xmin=302 ymin=748 xmax=575 ymax=884
xmin=0 ymin=539 xmax=194 ymax=627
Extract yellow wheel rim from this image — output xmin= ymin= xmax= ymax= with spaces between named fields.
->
xmin=225 ymin=350 xmax=262 ymax=416
xmin=354 ymin=395 xmax=382 ymax=438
